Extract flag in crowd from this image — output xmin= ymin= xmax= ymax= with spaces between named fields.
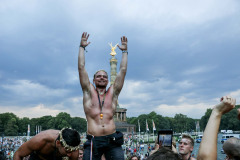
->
xmin=152 ymin=119 xmax=156 ymax=131
xmin=138 ymin=119 xmax=140 ymax=132
xmin=146 ymin=119 xmax=149 ymax=131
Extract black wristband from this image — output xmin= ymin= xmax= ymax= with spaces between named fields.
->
xmin=80 ymin=45 xmax=86 ymax=50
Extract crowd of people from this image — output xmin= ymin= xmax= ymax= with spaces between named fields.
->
xmin=0 ymin=136 xmax=25 ymax=159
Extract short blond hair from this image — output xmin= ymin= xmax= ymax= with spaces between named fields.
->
xmin=93 ymin=70 xmax=108 ymax=79
xmin=181 ymin=134 xmax=194 ymax=146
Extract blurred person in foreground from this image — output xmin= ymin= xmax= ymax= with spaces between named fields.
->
xmin=129 ymin=155 xmax=139 ymax=160
xmin=223 ymin=137 xmax=240 ymax=160
xmin=147 ymin=147 xmax=181 ymax=160
xmin=197 ymin=96 xmax=236 ymax=160
xmin=78 ymin=32 xmax=128 ymax=160
xmin=222 ymin=108 xmax=240 ymax=160
xmin=148 ymin=137 xmax=179 ymax=160
xmin=13 ymin=128 xmax=80 ymax=160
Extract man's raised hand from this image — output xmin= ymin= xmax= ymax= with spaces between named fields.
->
xmin=117 ymin=36 xmax=128 ymax=51
xmin=80 ymin=32 xmax=90 ymax=48
xmin=214 ymin=96 xmax=236 ymax=115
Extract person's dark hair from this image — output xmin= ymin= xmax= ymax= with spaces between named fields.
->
xmin=147 ymin=147 xmax=181 ymax=160
xmin=57 ymin=128 xmax=80 ymax=147
xmin=79 ymin=146 xmax=84 ymax=151
xmin=129 ymin=155 xmax=139 ymax=160
xmin=232 ymin=157 xmax=240 ymax=160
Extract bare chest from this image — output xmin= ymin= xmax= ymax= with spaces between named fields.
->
xmin=86 ymin=94 xmax=116 ymax=117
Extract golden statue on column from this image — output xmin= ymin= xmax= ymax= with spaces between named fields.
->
xmin=109 ymin=42 xmax=118 ymax=57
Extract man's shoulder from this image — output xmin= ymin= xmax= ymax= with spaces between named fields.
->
xmin=41 ymin=129 xmax=59 ymax=134
xmin=36 ymin=130 xmax=59 ymax=141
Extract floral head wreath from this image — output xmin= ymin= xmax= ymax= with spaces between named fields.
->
xmin=59 ymin=128 xmax=80 ymax=152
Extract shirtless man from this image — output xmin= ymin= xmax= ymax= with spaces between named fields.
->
xmin=13 ymin=128 xmax=81 ymax=160
xmin=78 ymin=32 xmax=128 ymax=160
xmin=178 ymin=134 xmax=196 ymax=160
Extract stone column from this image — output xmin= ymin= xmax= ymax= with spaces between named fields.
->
xmin=110 ymin=57 xmax=118 ymax=85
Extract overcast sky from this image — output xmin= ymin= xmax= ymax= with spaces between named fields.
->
xmin=1 ymin=0 xmax=240 ymax=119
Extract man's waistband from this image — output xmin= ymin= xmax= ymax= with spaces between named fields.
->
xmin=86 ymin=132 xmax=116 ymax=140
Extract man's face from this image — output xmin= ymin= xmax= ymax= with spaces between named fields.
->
xmin=78 ymin=149 xmax=83 ymax=160
xmin=178 ymin=138 xmax=193 ymax=155
xmin=58 ymin=145 xmax=71 ymax=157
xmin=58 ymin=144 xmax=78 ymax=159
xmin=93 ymin=71 xmax=108 ymax=87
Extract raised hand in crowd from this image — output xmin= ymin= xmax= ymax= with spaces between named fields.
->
xmin=197 ymin=96 xmax=236 ymax=160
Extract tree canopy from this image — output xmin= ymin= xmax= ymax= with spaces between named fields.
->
xmin=0 ymin=112 xmax=87 ymax=136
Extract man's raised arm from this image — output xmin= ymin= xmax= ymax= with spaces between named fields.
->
xmin=113 ymin=36 xmax=128 ymax=96
xmin=197 ymin=96 xmax=236 ymax=160
xmin=78 ymin=32 xmax=91 ymax=93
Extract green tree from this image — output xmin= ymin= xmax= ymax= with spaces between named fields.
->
xmin=173 ymin=114 xmax=186 ymax=133
xmin=46 ymin=118 xmax=56 ymax=129
xmin=55 ymin=112 xmax=71 ymax=129
xmin=30 ymin=118 xmax=40 ymax=136
xmin=155 ymin=114 xmax=170 ymax=131
xmin=5 ymin=118 xmax=18 ymax=136
xmin=38 ymin=116 xmax=53 ymax=130
xmin=0 ymin=112 xmax=19 ymax=135
xmin=200 ymin=105 xmax=240 ymax=131
xmin=0 ymin=119 xmax=4 ymax=135
xmin=18 ymin=117 xmax=30 ymax=136
xmin=200 ymin=108 xmax=212 ymax=131
xmin=220 ymin=106 xmax=240 ymax=130
xmin=71 ymin=117 xmax=87 ymax=133
xmin=172 ymin=114 xmax=195 ymax=133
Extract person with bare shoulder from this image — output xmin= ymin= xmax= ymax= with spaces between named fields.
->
xmin=78 ymin=32 xmax=128 ymax=160
xmin=197 ymin=96 xmax=236 ymax=160
xmin=13 ymin=128 xmax=81 ymax=160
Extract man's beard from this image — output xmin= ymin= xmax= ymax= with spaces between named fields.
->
xmin=95 ymin=82 xmax=107 ymax=88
